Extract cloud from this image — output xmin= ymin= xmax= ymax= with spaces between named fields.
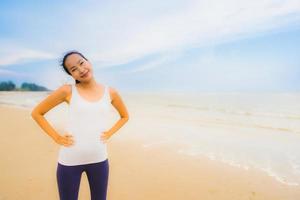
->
xmin=0 ymin=43 xmax=56 ymax=66
xmin=122 ymin=49 xmax=183 ymax=73
xmin=1 ymin=0 xmax=299 ymax=70
xmin=0 ymin=69 xmax=31 ymax=77
xmin=87 ymin=0 xmax=300 ymax=66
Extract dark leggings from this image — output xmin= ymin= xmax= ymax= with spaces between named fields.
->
xmin=56 ymin=159 xmax=109 ymax=200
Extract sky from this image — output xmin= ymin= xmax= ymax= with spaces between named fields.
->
xmin=0 ymin=0 xmax=299 ymax=93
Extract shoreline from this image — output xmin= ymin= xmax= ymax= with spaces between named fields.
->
xmin=1 ymin=104 xmax=300 ymax=199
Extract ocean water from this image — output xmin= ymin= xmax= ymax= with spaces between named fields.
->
xmin=1 ymin=91 xmax=300 ymax=186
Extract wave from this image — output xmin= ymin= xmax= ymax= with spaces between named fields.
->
xmin=167 ymin=103 xmax=300 ymax=120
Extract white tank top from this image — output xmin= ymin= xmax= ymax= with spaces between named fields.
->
xmin=58 ymin=83 xmax=111 ymax=166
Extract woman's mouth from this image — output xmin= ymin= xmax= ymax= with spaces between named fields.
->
xmin=81 ymin=71 xmax=89 ymax=78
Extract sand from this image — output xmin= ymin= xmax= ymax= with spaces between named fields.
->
xmin=0 ymin=104 xmax=300 ymax=200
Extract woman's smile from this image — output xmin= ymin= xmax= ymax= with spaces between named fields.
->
xmin=81 ymin=70 xmax=89 ymax=78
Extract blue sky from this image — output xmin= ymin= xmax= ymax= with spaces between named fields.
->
xmin=0 ymin=0 xmax=299 ymax=93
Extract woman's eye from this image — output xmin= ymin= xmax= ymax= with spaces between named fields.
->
xmin=80 ymin=62 xmax=84 ymax=65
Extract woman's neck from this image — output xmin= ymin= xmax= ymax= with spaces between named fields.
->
xmin=77 ymin=78 xmax=99 ymax=89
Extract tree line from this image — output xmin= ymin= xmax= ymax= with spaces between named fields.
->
xmin=0 ymin=81 xmax=50 ymax=91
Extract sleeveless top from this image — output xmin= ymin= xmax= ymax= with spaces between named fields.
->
xmin=57 ymin=83 xmax=111 ymax=166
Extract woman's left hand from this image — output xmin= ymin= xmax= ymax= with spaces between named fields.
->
xmin=100 ymin=131 xmax=112 ymax=143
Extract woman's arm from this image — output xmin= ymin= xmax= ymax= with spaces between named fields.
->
xmin=106 ymin=87 xmax=129 ymax=137
xmin=31 ymin=84 xmax=70 ymax=143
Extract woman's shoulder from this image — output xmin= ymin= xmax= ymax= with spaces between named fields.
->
xmin=57 ymin=83 xmax=72 ymax=103
xmin=107 ymin=85 xmax=122 ymax=103
xmin=96 ymin=83 xmax=120 ymax=102
xmin=107 ymin=85 xmax=117 ymax=94
xmin=60 ymin=83 xmax=72 ymax=93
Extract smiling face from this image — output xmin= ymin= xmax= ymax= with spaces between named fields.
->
xmin=64 ymin=53 xmax=93 ymax=83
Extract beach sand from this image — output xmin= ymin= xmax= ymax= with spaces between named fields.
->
xmin=1 ymin=104 xmax=300 ymax=200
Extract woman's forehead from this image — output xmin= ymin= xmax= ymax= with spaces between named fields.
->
xmin=65 ymin=54 xmax=83 ymax=68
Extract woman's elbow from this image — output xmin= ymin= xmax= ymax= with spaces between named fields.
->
xmin=31 ymin=111 xmax=39 ymax=119
xmin=31 ymin=108 xmax=43 ymax=119
xmin=123 ymin=116 xmax=129 ymax=122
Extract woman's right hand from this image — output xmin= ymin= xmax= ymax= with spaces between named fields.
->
xmin=54 ymin=133 xmax=75 ymax=147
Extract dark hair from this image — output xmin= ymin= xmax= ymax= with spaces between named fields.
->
xmin=60 ymin=50 xmax=89 ymax=84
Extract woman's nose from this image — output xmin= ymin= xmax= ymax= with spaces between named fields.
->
xmin=78 ymin=66 xmax=85 ymax=73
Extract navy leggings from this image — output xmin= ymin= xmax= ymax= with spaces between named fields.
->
xmin=56 ymin=159 xmax=109 ymax=200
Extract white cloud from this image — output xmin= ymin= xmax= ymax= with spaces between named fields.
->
xmin=0 ymin=44 xmax=55 ymax=66
xmin=0 ymin=69 xmax=31 ymax=77
xmin=1 ymin=0 xmax=299 ymax=70
xmin=87 ymin=0 xmax=300 ymax=66
xmin=123 ymin=49 xmax=183 ymax=73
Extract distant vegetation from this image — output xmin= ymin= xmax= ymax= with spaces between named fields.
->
xmin=0 ymin=81 xmax=50 ymax=91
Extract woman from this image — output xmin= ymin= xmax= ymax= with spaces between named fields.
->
xmin=31 ymin=50 xmax=129 ymax=200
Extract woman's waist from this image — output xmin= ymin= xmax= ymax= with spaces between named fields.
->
xmin=63 ymin=128 xmax=104 ymax=143
xmin=60 ymin=138 xmax=106 ymax=150
xmin=68 ymin=131 xmax=104 ymax=140
xmin=64 ymin=125 xmax=105 ymax=134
